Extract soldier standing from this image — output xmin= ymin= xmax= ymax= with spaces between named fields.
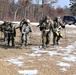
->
xmin=52 ymin=16 xmax=65 ymax=45
xmin=3 ymin=22 xmax=16 ymax=47
xmin=1 ymin=21 xmax=9 ymax=45
xmin=6 ymin=22 xmax=16 ymax=47
xmin=39 ymin=16 xmax=53 ymax=48
xmin=21 ymin=19 xmax=32 ymax=47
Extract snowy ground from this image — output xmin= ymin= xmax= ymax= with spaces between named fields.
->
xmin=0 ymin=24 xmax=76 ymax=75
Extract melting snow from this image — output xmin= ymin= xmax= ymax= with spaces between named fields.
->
xmin=18 ymin=70 xmax=38 ymax=75
xmin=57 ymin=62 xmax=71 ymax=67
xmin=66 ymin=30 xmax=76 ymax=34
xmin=66 ymin=24 xmax=76 ymax=28
xmin=7 ymin=56 xmax=24 ymax=66
xmin=31 ymin=47 xmax=41 ymax=51
xmin=30 ymin=22 xmax=39 ymax=26
xmin=60 ymin=68 xmax=67 ymax=72
xmin=63 ymin=55 xmax=76 ymax=62
xmin=28 ymin=53 xmax=42 ymax=57
xmin=48 ymin=51 xmax=58 ymax=56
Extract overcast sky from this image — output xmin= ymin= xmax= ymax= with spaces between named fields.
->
xmin=15 ymin=0 xmax=70 ymax=8
xmin=54 ymin=0 xmax=70 ymax=8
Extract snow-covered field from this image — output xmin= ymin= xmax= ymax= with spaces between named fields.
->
xmin=0 ymin=24 xmax=76 ymax=75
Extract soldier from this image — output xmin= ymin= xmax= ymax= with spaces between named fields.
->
xmin=38 ymin=16 xmax=53 ymax=48
xmin=21 ymin=19 xmax=32 ymax=47
xmin=7 ymin=23 xmax=16 ymax=47
xmin=1 ymin=21 xmax=9 ymax=45
xmin=3 ymin=22 xmax=16 ymax=47
xmin=52 ymin=16 xmax=65 ymax=45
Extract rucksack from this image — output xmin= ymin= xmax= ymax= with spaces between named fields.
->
xmin=20 ymin=19 xmax=27 ymax=32
xmin=39 ymin=17 xmax=46 ymax=31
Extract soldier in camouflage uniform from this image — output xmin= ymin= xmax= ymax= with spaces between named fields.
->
xmin=1 ymin=21 xmax=10 ymax=45
xmin=2 ymin=22 xmax=16 ymax=47
xmin=8 ymin=22 xmax=16 ymax=47
xmin=52 ymin=17 xmax=65 ymax=45
xmin=39 ymin=16 xmax=53 ymax=48
xmin=21 ymin=19 xmax=32 ymax=47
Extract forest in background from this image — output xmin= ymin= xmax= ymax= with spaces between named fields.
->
xmin=0 ymin=0 xmax=75 ymax=22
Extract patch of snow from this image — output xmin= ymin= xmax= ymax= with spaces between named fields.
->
xmin=66 ymin=45 xmax=75 ymax=50
xmin=57 ymin=62 xmax=71 ymax=67
xmin=31 ymin=47 xmax=40 ymax=51
xmin=66 ymin=30 xmax=76 ymax=34
xmin=18 ymin=70 xmax=38 ymax=75
xmin=7 ymin=56 xmax=24 ymax=66
xmin=30 ymin=22 xmax=39 ymax=26
xmin=58 ymin=41 xmax=76 ymax=56
xmin=12 ymin=21 xmax=39 ymax=26
xmin=66 ymin=24 xmax=76 ymax=28
xmin=60 ymin=68 xmax=67 ymax=72
xmin=31 ymin=47 xmax=48 ymax=53
xmin=28 ymin=53 xmax=42 ymax=57
xmin=12 ymin=21 xmax=20 ymax=24
xmin=63 ymin=55 xmax=76 ymax=62
xmin=48 ymin=51 xmax=58 ymax=56
xmin=62 ymin=45 xmax=75 ymax=55
xmin=0 ymin=21 xmax=4 ymax=24
xmin=35 ymin=50 xmax=48 ymax=54
xmin=48 ymin=51 xmax=62 ymax=56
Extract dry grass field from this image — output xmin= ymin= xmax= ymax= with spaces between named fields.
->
xmin=0 ymin=24 xmax=76 ymax=75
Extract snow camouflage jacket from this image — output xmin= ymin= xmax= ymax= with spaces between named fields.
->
xmin=21 ymin=22 xmax=32 ymax=34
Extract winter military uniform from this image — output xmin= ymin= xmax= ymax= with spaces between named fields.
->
xmin=7 ymin=23 xmax=16 ymax=47
xmin=39 ymin=16 xmax=53 ymax=48
xmin=1 ymin=21 xmax=10 ymax=45
xmin=5 ymin=22 xmax=16 ymax=47
xmin=21 ymin=19 xmax=32 ymax=47
xmin=52 ymin=17 xmax=65 ymax=45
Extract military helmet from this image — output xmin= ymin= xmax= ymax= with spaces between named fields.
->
xmin=45 ymin=16 xmax=50 ymax=20
xmin=54 ymin=16 xmax=61 ymax=22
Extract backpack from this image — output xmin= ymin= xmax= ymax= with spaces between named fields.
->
xmin=20 ymin=19 xmax=27 ymax=32
xmin=39 ymin=17 xmax=46 ymax=31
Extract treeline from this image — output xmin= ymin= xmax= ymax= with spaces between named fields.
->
xmin=0 ymin=0 xmax=70 ymax=22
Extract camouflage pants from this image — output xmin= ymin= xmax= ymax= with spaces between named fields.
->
xmin=4 ymin=32 xmax=8 ymax=45
xmin=42 ymin=31 xmax=51 ymax=47
xmin=4 ymin=32 xmax=15 ymax=46
xmin=21 ymin=33 xmax=28 ymax=46
xmin=53 ymin=31 xmax=62 ymax=45
xmin=8 ymin=33 xmax=15 ymax=46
